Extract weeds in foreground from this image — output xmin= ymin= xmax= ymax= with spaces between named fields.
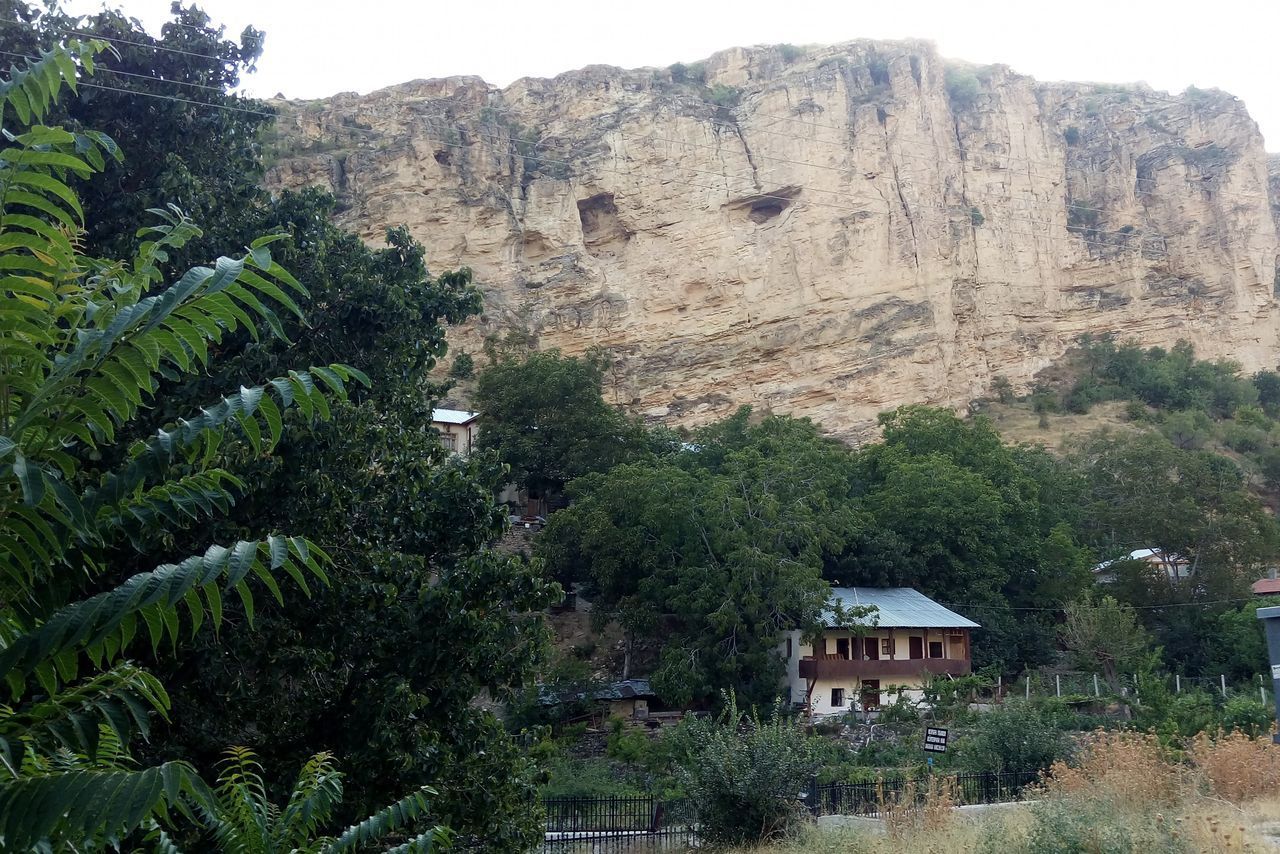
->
xmin=723 ymin=728 xmax=1280 ymax=852
xmin=1190 ymin=729 xmax=1280 ymax=802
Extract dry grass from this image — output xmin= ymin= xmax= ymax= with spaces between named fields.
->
xmin=1190 ymin=730 xmax=1280 ymax=803
xmin=726 ymin=731 xmax=1280 ymax=852
xmin=1041 ymin=729 xmax=1184 ymax=809
xmin=877 ymin=775 xmax=959 ymax=837
xmin=981 ymin=400 xmax=1137 ymax=451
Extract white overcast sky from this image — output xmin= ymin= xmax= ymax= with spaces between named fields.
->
xmin=67 ymin=0 xmax=1280 ymax=147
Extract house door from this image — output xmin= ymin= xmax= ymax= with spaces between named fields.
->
xmin=861 ymin=680 xmax=881 ymax=710
xmin=835 ymin=637 xmax=850 ymax=659
xmin=863 ymin=637 xmax=879 ymax=660
xmin=909 ymin=636 xmax=924 ymax=660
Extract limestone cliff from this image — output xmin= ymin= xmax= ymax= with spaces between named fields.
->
xmin=265 ymin=41 xmax=1280 ymax=439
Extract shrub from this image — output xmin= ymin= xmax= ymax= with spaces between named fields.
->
xmin=778 ymin=44 xmax=805 ymax=63
xmin=669 ymin=61 xmax=707 ymax=85
xmin=708 ymin=84 xmax=741 ymax=108
xmin=991 ymin=375 xmax=1014 ymax=404
xmin=670 ymin=697 xmax=819 ymax=846
xmin=448 ymin=350 xmax=475 ymax=380
xmin=944 ymin=66 xmax=981 ymax=108
xmin=958 ymin=702 xmax=1071 ymax=773
xmin=1218 ymin=695 xmax=1273 ymax=738
xmin=1063 ymin=125 xmax=1081 ymax=146
xmin=969 ymin=206 xmax=985 ymax=226
xmin=1221 ymin=421 xmax=1266 ymax=454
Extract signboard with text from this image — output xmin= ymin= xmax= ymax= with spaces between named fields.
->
xmin=923 ymin=727 xmax=949 ymax=753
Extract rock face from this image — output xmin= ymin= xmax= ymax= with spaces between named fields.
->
xmin=265 ymin=41 xmax=1280 ymax=439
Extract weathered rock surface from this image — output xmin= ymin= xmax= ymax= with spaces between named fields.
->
xmin=265 ymin=41 xmax=1280 ymax=439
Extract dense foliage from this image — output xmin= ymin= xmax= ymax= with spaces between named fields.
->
xmin=0 ymin=44 xmax=435 ymax=849
xmin=475 ymin=349 xmax=655 ymax=502
xmin=1 ymin=4 xmax=560 ymax=847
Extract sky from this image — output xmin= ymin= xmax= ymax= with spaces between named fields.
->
xmin=67 ymin=0 xmax=1280 ymax=147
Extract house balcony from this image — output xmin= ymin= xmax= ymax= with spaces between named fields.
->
xmin=798 ymin=656 xmax=971 ymax=680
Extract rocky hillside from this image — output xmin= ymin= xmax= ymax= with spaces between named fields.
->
xmin=264 ymin=41 xmax=1280 ymax=438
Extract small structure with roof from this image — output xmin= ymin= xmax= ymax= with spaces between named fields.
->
xmin=1092 ymin=548 xmax=1192 ymax=584
xmin=431 ymin=408 xmax=480 ymax=456
xmin=781 ymin=586 xmax=980 ymax=719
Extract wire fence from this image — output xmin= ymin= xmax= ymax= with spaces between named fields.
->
xmin=1000 ymin=671 xmax=1275 ymax=705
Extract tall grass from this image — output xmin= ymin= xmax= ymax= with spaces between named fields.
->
xmin=727 ymin=728 xmax=1280 ymax=852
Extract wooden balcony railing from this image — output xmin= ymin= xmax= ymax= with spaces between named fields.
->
xmin=798 ymin=656 xmax=971 ymax=680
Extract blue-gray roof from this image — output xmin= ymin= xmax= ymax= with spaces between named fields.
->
xmin=824 ymin=587 xmax=980 ymax=629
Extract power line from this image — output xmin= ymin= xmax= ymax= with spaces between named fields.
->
xmin=75 ymin=78 xmax=274 ymax=118
xmin=0 ymin=49 xmax=234 ymax=94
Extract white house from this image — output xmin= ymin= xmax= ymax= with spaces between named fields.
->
xmin=780 ymin=587 xmax=980 ymax=719
xmin=431 ymin=408 xmax=480 ymax=456
xmin=1092 ymin=548 xmax=1192 ymax=584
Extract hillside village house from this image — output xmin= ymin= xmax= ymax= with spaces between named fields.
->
xmin=431 ymin=408 xmax=480 ymax=456
xmin=781 ymin=587 xmax=980 ymax=718
xmin=1092 ymin=547 xmax=1192 ymax=584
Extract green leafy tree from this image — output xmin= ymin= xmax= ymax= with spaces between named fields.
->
xmin=539 ymin=412 xmax=850 ymax=706
xmin=958 ymin=702 xmax=1071 ymax=773
xmin=0 ymin=45 xmax=373 ymax=848
xmin=475 ymin=349 xmax=650 ymax=502
xmin=1 ymin=1 xmax=271 ymax=268
xmin=0 ymin=6 xmax=560 ymax=844
xmin=1060 ymin=595 xmax=1152 ymax=689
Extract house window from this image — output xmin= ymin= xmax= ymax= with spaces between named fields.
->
xmin=861 ymin=680 xmax=881 ymax=710
xmin=909 ymin=636 xmax=924 ymax=659
xmin=786 ymin=637 xmax=793 ymax=659
xmin=836 ymin=637 xmax=850 ymax=660
xmin=831 ymin=688 xmax=845 ymax=707
xmin=440 ymin=433 xmax=457 ymax=451
xmin=928 ymin=640 xmax=944 ymax=659
xmin=881 ymin=638 xmax=892 ymax=657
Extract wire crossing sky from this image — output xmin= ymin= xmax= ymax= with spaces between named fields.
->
xmin=65 ymin=0 xmax=1279 ymax=148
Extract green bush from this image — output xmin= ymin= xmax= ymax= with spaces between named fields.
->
xmin=969 ymin=206 xmax=985 ymax=226
xmin=1064 ymin=125 xmax=1082 ymax=146
xmin=669 ymin=697 xmax=819 ymax=846
xmin=1221 ymin=421 xmax=1267 ymax=454
xmin=778 ymin=44 xmax=805 ymax=63
xmin=708 ymin=84 xmax=741 ymax=108
xmin=957 ymin=702 xmax=1072 ymax=773
xmin=945 ymin=66 xmax=981 ymax=108
xmin=1220 ymin=695 xmax=1272 ymax=738
xmin=606 ymin=723 xmax=654 ymax=764
xmin=1027 ymin=794 xmax=1189 ymax=853
xmin=448 ymin=350 xmax=475 ymax=380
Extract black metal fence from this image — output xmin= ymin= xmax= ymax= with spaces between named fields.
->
xmin=809 ymin=769 xmax=1041 ymax=818
xmin=538 ymin=771 xmax=1040 ymax=850
xmin=541 ymin=795 xmax=695 ymax=852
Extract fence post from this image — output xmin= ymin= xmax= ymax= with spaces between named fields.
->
xmin=807 ymin=774 xmax=819 ymax=817
xmin=1263 ymin=684 xmax=1268 ymax=705
xmin=1093 ymin=673 xmax=1100 ymax=697
xmin=1025 ymin=676 xmax=1030 ymax=701
xmin=1056 ymin=674 xmax=1061 ymax=697
xmin=1221 ymin=674 xmax=1227 ymax=698
xmin=1175 ymin=674 xmax=1181 ymax=693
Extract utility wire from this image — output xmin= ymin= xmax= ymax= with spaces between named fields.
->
xmin=0 ymin=49 xmax=237 ymax=94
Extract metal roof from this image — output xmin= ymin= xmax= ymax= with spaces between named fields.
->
xmin=824 ymin=587 xmax=980 ymax=629
xmin=537 ymin=679 xmax=655 ymax=706
xmin=431 ymin=408 xmax=479 ymax=425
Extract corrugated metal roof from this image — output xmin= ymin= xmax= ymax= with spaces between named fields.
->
xmin=431 ymin=408 xmax=479 ymax=425
xmin=824 ymin=587 xmax=980 ymax=629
